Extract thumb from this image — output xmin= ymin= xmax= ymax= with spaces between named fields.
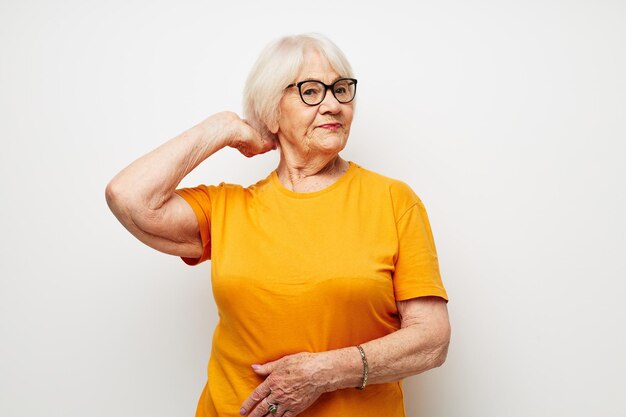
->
xmin=258 ymin=136 xmax=278 ymax=153
xmin=251 ymin=359 xmax=278 ymax=376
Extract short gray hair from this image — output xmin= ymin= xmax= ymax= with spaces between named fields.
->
xmin=243 ymin=33 xmax=355 ymax=140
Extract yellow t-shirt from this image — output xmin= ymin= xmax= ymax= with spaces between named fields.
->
xmin=175 ymin=161 xmax=448 ymax=417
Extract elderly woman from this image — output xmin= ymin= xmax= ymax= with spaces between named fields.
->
xmin=106 ymin=33 xmax=450 ymax=417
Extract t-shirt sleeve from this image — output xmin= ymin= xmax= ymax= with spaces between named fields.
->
xmin=174 ymin=185 xmax=214 ymax=266
xmin=393 ymin=195 xmax=449 ymax=302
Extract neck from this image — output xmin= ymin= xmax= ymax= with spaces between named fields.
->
xmin=276 ymin=152 xmax=349 ymax=192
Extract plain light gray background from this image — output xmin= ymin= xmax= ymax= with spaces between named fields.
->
xmin=1 ymin=0 xmax=625 ymax=416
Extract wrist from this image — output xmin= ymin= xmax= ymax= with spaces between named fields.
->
xmin=355 ymin=345 xmax=369 ymax=390
xmin=316 ymin=348 xmax=365 ymax=393
xmin=193 ymin=112 xmax=235 ymax=151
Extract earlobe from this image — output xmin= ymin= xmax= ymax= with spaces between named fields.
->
xmin=268 ymin=119 xmax=279 ymax=134
xmin=268 ymin=107 xmax=282 ymax=134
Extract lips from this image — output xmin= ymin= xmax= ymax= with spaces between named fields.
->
xmin=318 ymin=123 xmax=342 ymax=129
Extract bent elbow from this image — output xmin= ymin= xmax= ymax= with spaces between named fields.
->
xmin=105 ymin=180 xmax=137 ymax=220
xmin=432 ymin=338 xmax=450 ymax=368
xmin=105 ymin=180 xmax=138 ymax=224
xmin=105 ymin=179 xmax=137 ymax=215
xmin=420 ymin=317 xmax=450 ymax=370
xmin=105 ymin=180 xmax=123 ymax=213
xmin=432 ymin=322 xmax=451 ymax=368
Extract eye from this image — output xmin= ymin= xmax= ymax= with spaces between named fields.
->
xmin=300 ymin=81 xmax=323 ymax=97
xmin=334 ymin=80 xmax=353 ymax=97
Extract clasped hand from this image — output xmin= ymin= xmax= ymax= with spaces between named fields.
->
xmin=206 ymin=111 xmax=277 ymax=157
xmin=240 ymin=352 xmax=329 ymax=417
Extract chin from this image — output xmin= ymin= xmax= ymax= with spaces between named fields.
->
xmin=315 ymin=134 xmax=348 ymax=153
xmin=312 ymin=129 xmax=348 ymax=150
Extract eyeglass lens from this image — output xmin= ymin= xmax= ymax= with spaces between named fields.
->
xmin=299 ymin=79 xmax=356 ymax=105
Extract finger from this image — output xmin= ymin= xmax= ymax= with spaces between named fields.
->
xmin=251 ymin=357 xmax=280 ymax=376
xmin=242 ymin=122 xmax=273 ymax=147
xmin=240 ymin=382 xmax=271 ymax=415
xmin=236 ymin=133 xmax=274 ymax=157
xmin=251 ymin=364 xmax=269 ymax=376
xmin=248 ymin=397 xmax=274 ymax=417
xmin=278 ymin=405 xmax=293 ymax=417
xmin=255 ymin=138 xmax=276 ymax=155
xmin=262 ymin=136 xmax=278 ymax=152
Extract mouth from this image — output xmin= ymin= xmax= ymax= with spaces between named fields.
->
xmin=318 ymin=123 xmax=342 ymax=131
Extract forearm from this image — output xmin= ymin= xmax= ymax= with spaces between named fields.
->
xmin=321 ymin=314 xmax=450 ymax=391
xmin=243 ymin=299 xmax=449 ymax=416
xmin=106 ymin=114 xmax=229 ymax=211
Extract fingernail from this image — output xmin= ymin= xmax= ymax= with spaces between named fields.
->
xmin=240 ymin=407 xmax=246 ymax=415
xmin=251 ymin=364 xmax=261 ymax=370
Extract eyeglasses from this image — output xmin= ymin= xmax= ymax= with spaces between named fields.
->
xmin=286 ymin=78 xmax=358 ymax=106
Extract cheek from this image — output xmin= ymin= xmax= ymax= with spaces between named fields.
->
xmin=342 ymin=110 xmax=354 ymax=135
xmin=300 ymin=114 xmax=319 ymax=135
xmin=278 ymin=97 xmax=313 ymax=134
xmin=285 ymin=108 xmax=316 ymax=132
xmin=345 ymin=107 xmax=354 ymax=124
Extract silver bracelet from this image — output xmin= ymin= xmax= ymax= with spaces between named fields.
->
xmin=356 ymin=345 xmax=369 ymax=390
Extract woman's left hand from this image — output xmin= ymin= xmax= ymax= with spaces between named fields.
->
xmin=240 ymin=352 xmax=329 ymax=417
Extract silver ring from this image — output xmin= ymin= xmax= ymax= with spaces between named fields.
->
xmin=265 ymin=398 xmax=278 ymax=414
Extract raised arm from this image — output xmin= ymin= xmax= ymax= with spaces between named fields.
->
xmin=105 ymin=111 xmax=275 ymax=258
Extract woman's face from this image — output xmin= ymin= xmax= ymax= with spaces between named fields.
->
xmin=272 ymin=51 xmax=354 ymax=157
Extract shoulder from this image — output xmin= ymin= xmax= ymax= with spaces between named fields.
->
xmin=210 ymin=173 xmax=274 ymax=200
xmin=351 ymin=162 xmax=422 ymax=215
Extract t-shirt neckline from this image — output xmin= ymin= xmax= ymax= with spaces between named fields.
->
xmin=270 ymin=161 xmax=358 ymax=199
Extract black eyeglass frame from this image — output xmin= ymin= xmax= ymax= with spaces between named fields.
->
xmin=285 ymin=78 xmax=358 ymax=106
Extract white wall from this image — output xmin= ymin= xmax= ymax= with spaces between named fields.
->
xmin=1 ymin=1 xmax=625 ymax=416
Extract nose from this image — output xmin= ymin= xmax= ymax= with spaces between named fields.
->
xmin=318 ymin=89 xmax=341 ymax=114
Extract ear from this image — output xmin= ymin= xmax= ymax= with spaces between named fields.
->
xmin=268 ymin=118 xmax=279 ymax=134
xmin=267 ymin=107 xmax=281 ymax=134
